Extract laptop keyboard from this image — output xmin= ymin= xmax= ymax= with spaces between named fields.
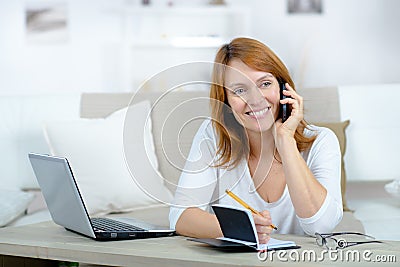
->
xmin=91 ymin=218 xmax=144 ymax=232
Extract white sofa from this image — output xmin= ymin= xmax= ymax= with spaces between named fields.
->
xmin=0 ymin=87 xmax=364 ymax=234
xmin=3 ymin=86 xmax=399 ymax=238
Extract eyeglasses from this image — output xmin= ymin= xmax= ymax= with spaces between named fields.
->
xmin=315 ymin=232 xmax=383 ymax=250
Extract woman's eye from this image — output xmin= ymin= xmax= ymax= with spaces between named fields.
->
xmin=260 ymin=81 xmax=272 ymax=88
xmin=233 ymin=88 xmax=245 ymax=95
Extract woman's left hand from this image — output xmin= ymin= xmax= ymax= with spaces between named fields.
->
xmin=274 ymin=83 xmax=304 ymax=140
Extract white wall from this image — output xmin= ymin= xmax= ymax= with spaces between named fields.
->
xmin=0 ymin=0 xmax=125 ymax=94
xmin=228 ymin=0 xmax=400 ymax=88
xmin=0 ymin=0 xmax=399 ymax=93
xmin=0 ymin=0 xmax=398 ymax=183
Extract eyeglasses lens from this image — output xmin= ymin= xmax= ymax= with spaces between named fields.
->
xmin=325 ymin=238 xmax=338 ymax=250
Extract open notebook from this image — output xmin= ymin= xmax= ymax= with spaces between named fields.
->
xmin=189 ymin=204 xmax=299 ymax=251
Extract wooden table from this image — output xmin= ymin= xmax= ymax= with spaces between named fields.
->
xmin=0 ymin=221 xmax=399 ymax=267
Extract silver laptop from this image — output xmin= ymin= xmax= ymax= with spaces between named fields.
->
xmin=28 ymin=153 xmax=175 ymax=241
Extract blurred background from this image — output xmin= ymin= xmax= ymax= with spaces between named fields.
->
xmin=1 ymin=0 xmax=399 ymax=93
xmin=1 ymin=0 xmax=400 ymax=183
xmin=0 ymin=0 xmax=399 ymax=238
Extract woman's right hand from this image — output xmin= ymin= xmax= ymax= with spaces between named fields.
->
xmin=253 ymin=210 xmax=273 ymax=244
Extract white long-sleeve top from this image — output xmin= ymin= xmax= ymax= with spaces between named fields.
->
xmin=169 ymin=120 xmax=343 ymax=236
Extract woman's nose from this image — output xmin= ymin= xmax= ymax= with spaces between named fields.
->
xmin=246 ymin=89 xmax=267 ymax=106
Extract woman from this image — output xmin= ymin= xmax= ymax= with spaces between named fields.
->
xmin=169 ymin=37 xmax=342 ymax=243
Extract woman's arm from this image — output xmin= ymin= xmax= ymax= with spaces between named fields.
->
xmin=175 ymin=207 xmax=222 ymax=238
xmin=169 ymin=120 xmax=220 ymax=233
xmin=276 ymin=84 xmax=342 ymax=232
xmin=176 ymin=207 xmax=273 ymax=244
xmin=279 ymin=137 xmax=327 ymax=218
xmin=279 ymin=129 xmax=343 ymax=235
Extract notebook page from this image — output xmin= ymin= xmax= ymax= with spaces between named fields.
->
xmin=219 ymin=236 xmax=295 ymax=250
xmin=218 ymin=236 xmax=257 ymax=247
xmin=258 ymin=237 xmax=297 ymax=250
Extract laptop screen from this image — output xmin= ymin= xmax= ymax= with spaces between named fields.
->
xmin=29 ymin=153 xmax=96 ymax=238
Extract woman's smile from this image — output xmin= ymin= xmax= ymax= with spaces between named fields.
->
xmin=245 ymin=106 xmax=271 ymax=119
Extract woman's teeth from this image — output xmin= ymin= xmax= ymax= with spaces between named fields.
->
xmin=247 ymin=107 xmax=270 ymax=116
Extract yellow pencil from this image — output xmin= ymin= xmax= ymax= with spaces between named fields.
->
xmin=225 ymin=189 xmax=278 ymax=230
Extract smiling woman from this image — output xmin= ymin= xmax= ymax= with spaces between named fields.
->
xmin=224 ymin=64 xmax=276 ymax=133
xmin=169 ymin=37 xmax=343 ymax=243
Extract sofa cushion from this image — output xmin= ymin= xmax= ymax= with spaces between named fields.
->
xmin=43 ymin=100 xmax=172 ymax=215
xmin=0 ymin=189 xmax=35 ymax=227
xmin=385 ymin=179 xmax=400 ymax=199
xmin=333 ymin=211 xmax=365 ymax=233
xmin=314 ymin=120 xmax=350 ymax=211
xmin=80 ymin=91 xmax=211 ymax=193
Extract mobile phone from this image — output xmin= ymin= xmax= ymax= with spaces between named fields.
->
xmin=279 ymin=82 xmax=291 ymax=122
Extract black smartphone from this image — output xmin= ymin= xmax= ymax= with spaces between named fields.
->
xmin=279 ymin=82 xmax=291 ymax=122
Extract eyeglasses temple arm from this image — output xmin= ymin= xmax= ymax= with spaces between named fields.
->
xmin=344 ymin=240 xmax=383 ymax=248
xmin=320 ymin=232 xmax=376 ymax=239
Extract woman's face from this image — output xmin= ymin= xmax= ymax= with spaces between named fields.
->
xmin=224 ymin=58 xmax=280 ymax=133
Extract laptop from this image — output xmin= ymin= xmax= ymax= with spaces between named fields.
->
xmin=28 ymin=153 xmax=175 ymax=241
